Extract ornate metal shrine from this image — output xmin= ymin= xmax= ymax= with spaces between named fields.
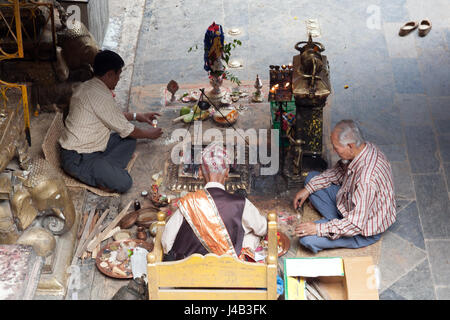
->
xmin=270 ymin=35 xmax=331 ymax=188
xmin=167 ymin=142 xmax=252 ymax=195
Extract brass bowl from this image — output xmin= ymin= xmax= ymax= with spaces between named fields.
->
xmin=151 ymin=198 xmax=169 ymax=208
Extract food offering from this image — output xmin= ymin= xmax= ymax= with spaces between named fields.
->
xmin=260 ymin=231 xmax=290 ymax=258
xmin=277 ymin=231 xmax=290 ymax=256
xmin=96 ymin=239 xmax=153 ymax=279
xmin=212 ymin=108 xmax=238 ymax=125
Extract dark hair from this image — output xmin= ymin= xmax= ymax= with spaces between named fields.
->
xmin=93 ymin=50 xmax=124 ymax=76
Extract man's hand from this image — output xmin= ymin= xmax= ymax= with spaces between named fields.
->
xmin=128 ymin=126 xmax=163 ymax=140
xmin=294 ymin=222 xmax=317 ymax=237
xmin=137 ymin=112 xmax=160 ymax=125
xmin=293 ymin=188 xmax=310 ymax=210
xmin=145 ymin=127 xmax=163 ymax=139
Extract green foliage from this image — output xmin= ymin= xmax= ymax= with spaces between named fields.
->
xmin=222 ymin=39 xmax=242 ymax=65
xmin=224 ymin=70 xmax=241 ymax=86
xmin=187 ymin=37 xmax=243 ymax=85
xmin=187 ymin=44 xmax=198 ymax=53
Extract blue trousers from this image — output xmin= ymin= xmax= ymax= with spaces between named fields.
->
xmin=61 ymin=133 xmax=136 ymax=193
xmin=299 ymin=171 xmax=381 ymax=253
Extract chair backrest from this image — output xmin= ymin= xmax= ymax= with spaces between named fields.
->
xmin=147 ymin=212 xmax=278 ymax=300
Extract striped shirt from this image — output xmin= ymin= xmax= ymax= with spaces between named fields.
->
xmin=59 ymin=77 xmax=134 ymax=153
xmin=305 ymin=142 xmax=396 ymax=239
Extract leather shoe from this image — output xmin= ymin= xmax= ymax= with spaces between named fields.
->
xmin=399 ymin=21 xmax=418 ymax=36
xmin=418 ymin=19 xmax=432 ymax=37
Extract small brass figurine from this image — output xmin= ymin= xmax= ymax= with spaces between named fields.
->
xmin=252 ymin=74 xmax=263 ymax=102
xmin=167 ymin=80 xmax=179 ymax=102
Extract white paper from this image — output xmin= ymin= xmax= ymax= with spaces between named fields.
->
xmin=285 ymin=257 xmax=344 ymax=277
xmin=254 ymin=251 xmax=266 ymax=262
xmin=130 ymin=247 xmax=149 ymax=282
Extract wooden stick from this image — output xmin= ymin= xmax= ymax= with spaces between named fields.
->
xmin=172 ymin=114 xmax=186 ymax=123
xmin=92 ymin=244 xmax=100 ymax=259
xmin=126 ymin=152 xmax=139 ymax=173
xmin=77 ymin=211 xmax=88 ymax=239
xmin=75 ymin=208 xmax=111 ymax=258
xmin=86 ymin=201 xmax=133 ymax=252
xmin=72 ymin=206 xmax=96 ymax=263
xmin=88 ymin=225 xmax=120 ymax=250
xmin=91 ymin=224 xmax=119 ymax=258
xmin=89 ymin=211 xmax=99 ymax=235
xmin=89 ymin=225 xmax=119 ymax=258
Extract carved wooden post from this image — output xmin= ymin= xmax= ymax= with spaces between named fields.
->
xmin=266 ymin=212 xmax=278 ymax=300
xmin=147 ymin=252 xmax=159 ymax=300
xmin=147 ymin=211 xmax=166 ymax=299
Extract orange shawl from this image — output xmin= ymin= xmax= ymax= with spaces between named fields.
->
xmin=177 ymin=189 xmax=237 ymax=258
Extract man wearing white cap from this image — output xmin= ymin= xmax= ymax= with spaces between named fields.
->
xmin=162 ymin=142 xmax=267 ymax=261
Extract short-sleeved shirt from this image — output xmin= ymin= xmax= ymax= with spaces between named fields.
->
xmin=59 ymin=77 xmax=134 ymax=153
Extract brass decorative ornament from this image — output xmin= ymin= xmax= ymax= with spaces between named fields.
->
xmin=17 ymin=227 xmax=56 ymax=257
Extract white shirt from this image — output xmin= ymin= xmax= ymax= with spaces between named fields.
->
xmin=162 ymin=182 xmax=267 ymax=254
xmin=59 ymin=77 xmax=135 ymax=153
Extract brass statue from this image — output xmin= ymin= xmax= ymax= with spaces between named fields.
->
xmin=292 ymin=34 xmax=331 ymax=102
xmin=287 ymin=136 xmax=306 ymax=176
xmin=0 ymin=90 xmax=75 ymax=256
xmin=276 ymin=36 xmax=330 ymax=188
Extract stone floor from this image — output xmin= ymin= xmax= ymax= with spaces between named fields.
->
xmin=35 ymin=0 xmax=450 ymax=299
xmin=102 ymin=0 xmax=449 ymax=300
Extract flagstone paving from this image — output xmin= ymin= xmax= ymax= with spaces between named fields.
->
xmin=57 ymin=0 xmax=450 ymax=300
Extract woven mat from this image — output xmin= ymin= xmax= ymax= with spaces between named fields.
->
xmin=42 ymin=112 xmax=123 ymax=197
xmin=252 ymin=197 xmax=382 ymax=265
xmin=295 ymin=204 xmax=382 ymax=264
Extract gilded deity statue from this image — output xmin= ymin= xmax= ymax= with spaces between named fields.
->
xmin=0 ymin=88 xmax=75 ymax=258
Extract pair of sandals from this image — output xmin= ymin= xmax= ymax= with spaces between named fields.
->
xmin=399 ymin=19 xmax=432 ymax=37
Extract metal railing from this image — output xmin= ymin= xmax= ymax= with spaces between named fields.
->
xmin=0 ymin=0 xmax=31 ymax=145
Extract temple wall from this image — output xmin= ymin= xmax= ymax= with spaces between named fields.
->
xmin=59 ymin=0 xmax=109 ymax=46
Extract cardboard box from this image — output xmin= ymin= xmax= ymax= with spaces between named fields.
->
xmin=284 ymin=256 xmax=379 ymax=300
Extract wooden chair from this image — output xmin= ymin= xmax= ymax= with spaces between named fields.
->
xmin=146 ymin=211 xmax=278 ymax=300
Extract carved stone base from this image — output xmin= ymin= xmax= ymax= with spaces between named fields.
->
xmin=252 ymin=92 xmax=263 ymax=103
xmin=281 ymin=156 xmax=307 ymax=190
xmin=34 ymin=188 xmax=83 ymax=297
xmin=35 ymin=211 xmax=80 ymax=296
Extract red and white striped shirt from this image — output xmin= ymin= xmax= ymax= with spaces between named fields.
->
xmin=305 ymin=142 xmax=396 ymax=239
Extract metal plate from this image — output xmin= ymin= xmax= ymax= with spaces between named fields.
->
xmin=278 ymin=231 xmax=290 ymax=257
xmin=96 ymin=239 xmax=154 ymax=279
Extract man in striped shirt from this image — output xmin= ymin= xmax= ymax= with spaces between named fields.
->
xmin=59 ymin=50 xmax=163 ymax=193
xmin=292 ymin=120 xmax=396 ymax=253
